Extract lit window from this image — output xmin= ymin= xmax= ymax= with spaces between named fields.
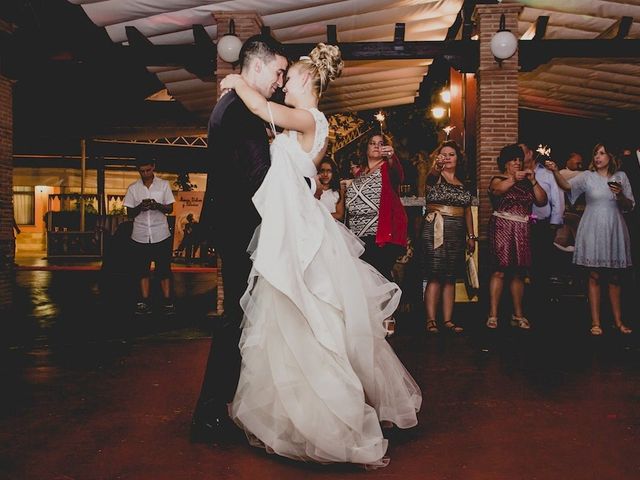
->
xmin=13 ymin=186 xmax=35 ymax=225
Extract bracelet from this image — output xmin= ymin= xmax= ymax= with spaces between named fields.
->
xmin=467 ymin=234 xmax=478 ymax=240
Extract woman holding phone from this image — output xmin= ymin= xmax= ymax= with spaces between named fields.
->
xmin=546 ymin=142 xmax=634 ymax=336
xmin=345 ymin=133 xmax=408 ymax=282
xmin=421 ymin=140 xmax=475 ymax=334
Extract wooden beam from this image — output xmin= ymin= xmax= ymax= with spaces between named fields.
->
xmin=125 ymin=26 xmax=154 ymax=49
xmin=326 ymin=25 xmax=337 ymax=45
xmin=283 ymin=39 xmax=478 ymax=65
xmin=394 ymin=23 xmax=405 ymax=44
xmin=519 ymin=38 xmax=640 ymax=71
xmin=597 ymin=16 xmax=633 ymax=39
xmin=533 ymin=16 xmax=549 ymax=40
xmin=192 ymin=24 xmax=213 ymax=48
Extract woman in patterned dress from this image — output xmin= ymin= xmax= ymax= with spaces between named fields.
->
xmin=421 ymin=141 xmax=475 ymax=334
xmin=345 ymin=133 xmax=408 ymax=335
xmin=545 ymin=143 xmax=634 ymax=335
xmin=486 ymin=144 xmax=548 ymax=330
xmin=345 ymin=133 xmax=408 ymax=280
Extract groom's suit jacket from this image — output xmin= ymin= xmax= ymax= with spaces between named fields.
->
xmin=200 ymin=91 xmax=271 ymax=248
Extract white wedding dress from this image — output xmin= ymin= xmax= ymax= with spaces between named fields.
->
xmin=229 ymin=107 xmax=422 ymax=467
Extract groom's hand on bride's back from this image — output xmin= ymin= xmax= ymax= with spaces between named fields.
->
xmin=313 ymin=176 xmax=323 ymax=199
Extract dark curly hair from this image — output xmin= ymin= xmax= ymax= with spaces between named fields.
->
xmin=430 ymin=140 xmax=467 ymax=182
xmin=318 ymin=157 xmax=341 ymax=192
xmin=497 ymin=144 xmax=525 ymax=172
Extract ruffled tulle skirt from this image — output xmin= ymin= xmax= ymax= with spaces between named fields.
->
xmin=230 ymin=211 xmax=422 ymax=468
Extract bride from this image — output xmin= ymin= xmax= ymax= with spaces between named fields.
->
xmin=219 ymin=43 xmax=421 ymax=468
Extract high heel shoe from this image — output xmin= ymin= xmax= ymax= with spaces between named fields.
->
xmin=615 ymin=323 xmax=632 ymax=335
xmin=426 ymin=319 xmax=439 ymax=334
xmin=443 ymin=321 xmax=463 ymax=334
xmin=486 ymin=316 xmax=498 ymax=329
xmin=510 ymin=315 xmax=531 ymax=330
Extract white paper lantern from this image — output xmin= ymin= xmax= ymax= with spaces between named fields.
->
xmin=490 ymin=30 xmax=518 ymax=60
xmin=218 ymin=34 xmax=243 ymax=63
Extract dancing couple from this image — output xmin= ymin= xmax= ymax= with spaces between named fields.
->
xmin=191 ymin=34 xmax=421 ymax=468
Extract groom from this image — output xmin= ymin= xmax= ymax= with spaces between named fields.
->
xmin=191 ymin=34 xmax=318 ymax=442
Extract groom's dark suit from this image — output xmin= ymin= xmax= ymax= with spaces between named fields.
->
xmin=193 ymin=90 xmax=315 ymax=438
xmin=192 ymin=90 xmax=271 ymax=432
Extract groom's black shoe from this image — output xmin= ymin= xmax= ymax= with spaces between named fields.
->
xmin=190 ymin=416 xmax=227 ymax=443
xmin=190 ymin=414 xmax=241 ymax=444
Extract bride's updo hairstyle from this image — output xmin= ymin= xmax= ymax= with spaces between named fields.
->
xmin=297 ymin=43 xmax=343 ymax=98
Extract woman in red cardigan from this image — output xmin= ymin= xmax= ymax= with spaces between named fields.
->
xmin=345 ymin=132 xmax=408 ymax=282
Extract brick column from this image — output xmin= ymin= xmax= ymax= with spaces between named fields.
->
xmin=474 ymin=3 xmax=522 ymax=242
xmin=0 ymin=74 xmax=14 ymax=311
xmin=211 ymin=12 xmax=263 ymax=315
xmin=213 ymin=12 xmax=263 ymax=100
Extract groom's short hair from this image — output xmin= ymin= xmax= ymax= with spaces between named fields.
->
xmin=239 ymin=34 xmax=288 ymax=71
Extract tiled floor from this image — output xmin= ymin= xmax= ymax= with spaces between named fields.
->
xmin=1 ymin=263 xmax=639 ymax=479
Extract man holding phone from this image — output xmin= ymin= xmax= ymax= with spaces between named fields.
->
xmin=123 ymin=157 xmax=176 ymax=315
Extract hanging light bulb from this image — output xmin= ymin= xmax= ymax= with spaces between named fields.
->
xmin=431 ymin=106 xmax=446 ymax=119
xmin=217 ymin=19 xmax=243 ymax=64
xmin=490 ymin=13 xmax=518 ymax=65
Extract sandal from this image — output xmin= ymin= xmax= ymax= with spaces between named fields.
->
xmin=383 ymin=317 xmax=396 ymax=337
xmin=510 ymin=315 xmax=531 ymax=330
xmin=486 ymin=316 xmax=498 ymax=329
xmin=443 ymin=321 xmax=464 ymax=334
xmin=615 ymin=323 xmax=632 ymax=335
xmin=426 ymin=319 xmax=439 ymax=334
xmin=590 ymin=324 xmax=603 ymax=336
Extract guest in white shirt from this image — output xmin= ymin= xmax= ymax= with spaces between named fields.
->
xmin=123 ymin=158 xmax=176 ymax=315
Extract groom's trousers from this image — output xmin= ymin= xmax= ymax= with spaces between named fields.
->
xmin=193 ymin=236 xmax=252 ymax=422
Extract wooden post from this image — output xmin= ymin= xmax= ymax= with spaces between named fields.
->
xmin=80 ymin=139 xmax=86 ymax=232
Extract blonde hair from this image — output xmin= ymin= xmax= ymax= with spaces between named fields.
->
xmin=296 ymin=43 xmax=343 ymax=98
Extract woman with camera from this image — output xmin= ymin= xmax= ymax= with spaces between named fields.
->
xmin=546 ymin=142 xmax=634 ymax=335
xmin=421 ymin=140 xmax=475 ymax=334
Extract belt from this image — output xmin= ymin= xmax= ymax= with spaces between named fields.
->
xmin=492 ymin=211 xmax=529 ymax=223
xmin=425 ymin=204 xmax=465 ymax=249
xmin=426 ymin=204 xmax=465 ymax=217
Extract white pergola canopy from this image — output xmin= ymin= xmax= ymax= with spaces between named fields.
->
xmin=68 ymin=0 xmax=640 ymax=119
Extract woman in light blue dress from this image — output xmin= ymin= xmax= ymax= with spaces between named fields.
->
xmin=547 ymin=143 xmax=634 ymax=336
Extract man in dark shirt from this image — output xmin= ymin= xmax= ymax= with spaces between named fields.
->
xmin=190 ymin=34 xmax=289 ymax=442
xmin=620 ymin=145 xmax=640 ymax=283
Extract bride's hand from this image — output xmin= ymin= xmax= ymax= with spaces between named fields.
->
xmin=220 ymin=74 xmax=242 ymax=91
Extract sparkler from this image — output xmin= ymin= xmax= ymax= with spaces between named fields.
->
xmin=443 ymin=125 xmax=456 ymax=140
xmin=535 ymin=144 xmax=552 ymax=162
xmin=374 ymin=110 xmax=385 ymax=135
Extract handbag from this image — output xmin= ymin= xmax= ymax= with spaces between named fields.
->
xmin=465 ymin=253 xmax=480 ymax=291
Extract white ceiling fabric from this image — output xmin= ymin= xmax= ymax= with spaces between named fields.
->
xmin=69 ymin=0 xmax=640 ymax=119
xmin=69 ymin=0 xmax=462 ymax=116
xmin=511 ymin=0 xmax=640 ymax=118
